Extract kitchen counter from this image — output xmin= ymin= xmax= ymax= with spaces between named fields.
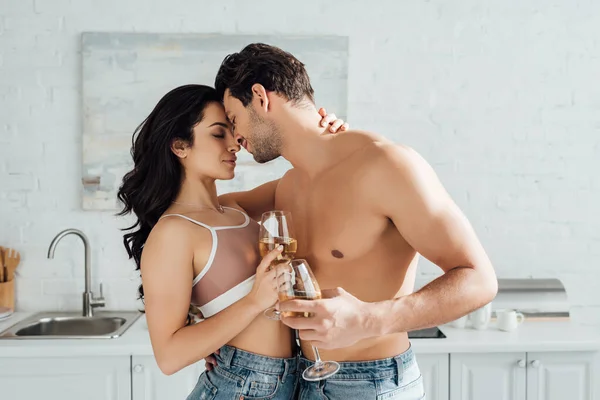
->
xmin=411 ymin=320 xmax=600 ymax=353
xmin=0 ymin=312 xmax=155 ymax=357
xmin=1 ymin=312 xmax=600 ymax=358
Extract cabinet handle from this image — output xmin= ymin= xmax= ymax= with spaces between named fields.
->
xmin=517 ymin=359 xmax=526 ymax=368
xmin=530 ymin=360 xmax=540 ymax=368
xmin=133 ymin=364 xmax=144 ymax=373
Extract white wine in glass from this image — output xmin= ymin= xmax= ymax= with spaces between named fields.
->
xmin=258 ymin=237 xmax=298 ymax=261
xmin=259 ymin=210 xmax=297 ymax=320
xmin=277 ymin=259 xmax=340 ymax=381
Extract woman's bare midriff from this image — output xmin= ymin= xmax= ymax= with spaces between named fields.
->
xmin=225 ymin=313 xmax=295 ymax=358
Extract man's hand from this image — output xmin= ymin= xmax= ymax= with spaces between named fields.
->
xmin=279 ymin=288 xmax=375 ymax=350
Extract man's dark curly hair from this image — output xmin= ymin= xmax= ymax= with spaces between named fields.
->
xmin=215 ymin=43 xmax=315 ymax=107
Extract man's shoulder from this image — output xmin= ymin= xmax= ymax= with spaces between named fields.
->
xmin=280 ymin=166 xmax=299 ymax=180
xmin=276 ymin=166 xmax=300 ymax=190
xmin=338 ymin=130 xmax=420 ymax=169
xmin=337 ymin=133 xmax=437 ymax=197
xmin=334 ymin=129 xmax=390 ymax=148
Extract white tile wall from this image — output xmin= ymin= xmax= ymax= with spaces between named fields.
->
xmin=0 ymin=0 xmax=598 ymax=318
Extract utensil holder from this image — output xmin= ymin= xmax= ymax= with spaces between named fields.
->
xmin=0 ymin=279 xmax=15 ymax=311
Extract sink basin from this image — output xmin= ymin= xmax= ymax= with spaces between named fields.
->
xmin=0 ymin=311 xmax=142 ymax=339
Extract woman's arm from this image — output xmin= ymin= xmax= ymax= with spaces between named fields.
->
xmin=141 ymin=218 xmax=283 ymax=375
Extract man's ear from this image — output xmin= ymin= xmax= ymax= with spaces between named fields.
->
xmin=251 ymin=83 xmax=270 ymax=113
xmin=171 ymin=139 xmax=188 ymax=159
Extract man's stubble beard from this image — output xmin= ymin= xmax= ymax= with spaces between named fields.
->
xmin=248 ymin=107 xmax=283 ymax=164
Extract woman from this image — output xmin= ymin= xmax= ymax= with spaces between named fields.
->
xmin=117 ymin=84 xmax=347 ymax=399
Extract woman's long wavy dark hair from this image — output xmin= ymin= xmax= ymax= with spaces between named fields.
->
xmin=117 ymin=84 xmax=221 ymax=301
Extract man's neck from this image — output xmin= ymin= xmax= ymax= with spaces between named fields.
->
xmin=277 ymin=105 xmax=336 ymax=178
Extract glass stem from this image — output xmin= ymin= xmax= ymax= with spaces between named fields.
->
xmin=312 ymin=346 xmax=323 ymax=365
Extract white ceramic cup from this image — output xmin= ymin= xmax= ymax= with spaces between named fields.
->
xmin=496 ymin=309 xmax=525 ymax=332
xmin=469 ymin=303 xmax=492 ymax=330
xmin=451 ymin=315 xmax=469 ymax=329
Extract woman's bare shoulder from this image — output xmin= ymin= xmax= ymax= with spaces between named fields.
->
xmin=146 ymin=214 xmax=212 ymax=250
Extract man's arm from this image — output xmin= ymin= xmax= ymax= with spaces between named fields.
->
xmin=218 ymin=179 xmax=280 ymax=221
xmin=365 ymin=144 xmax=497 ymax=335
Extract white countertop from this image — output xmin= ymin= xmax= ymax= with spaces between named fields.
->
xmin=1 ymin=312 xmax=600 ymax=358
xmin=411 ymin=320 xmax=600 ymax=353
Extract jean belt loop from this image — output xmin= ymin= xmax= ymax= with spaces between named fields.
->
xmin=282 ymin=359 xmax=290 ymax=383
xmin=221 ymin=345 xmax=235 ymax=368
xmin=395 ymin=357 xmax=403 ymax=386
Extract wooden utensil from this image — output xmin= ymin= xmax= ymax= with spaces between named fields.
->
xmin=0 ymin=279 xmax=14 ymax=310
xmin=0 ymin=248 xmax=4 ymax=283
xmin=1 ymin=247 xmax=20 ymax=282
xmin=0 ymin=247 xmax=13 ymax=310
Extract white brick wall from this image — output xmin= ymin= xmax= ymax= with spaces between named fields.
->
xmin=1 ymin=0 xmax=598 ymax=320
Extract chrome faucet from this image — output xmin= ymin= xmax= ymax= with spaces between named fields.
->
xmin=47 ymin=228 xmax=105 ymax=317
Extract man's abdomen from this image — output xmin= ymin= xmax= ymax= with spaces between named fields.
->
xmin=300 ymin=332 xmax=411 ymax=362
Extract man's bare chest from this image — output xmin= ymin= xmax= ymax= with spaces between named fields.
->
xmin=275 ymin=177 xmax=387 ymax=264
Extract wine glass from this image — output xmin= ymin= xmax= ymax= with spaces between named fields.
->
xmin=258 ymin=210 xmax=297 ymax=320
xmin=277 ymin=259 xmax=340 ymax=381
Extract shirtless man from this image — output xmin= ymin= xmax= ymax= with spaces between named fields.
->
xmin=214 ymin=43 xmax=498 ymax=399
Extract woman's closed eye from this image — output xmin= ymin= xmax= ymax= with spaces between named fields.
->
xmin=212 ymin=129 xmax=227 ymax=139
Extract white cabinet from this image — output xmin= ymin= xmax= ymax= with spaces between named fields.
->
xmin=450 ymin=351 xmax=600 ymax=400
xmin=0 ymin=356 xmax=131 ymax=400
xmin=131 ymin=355 xmax=206 ymax=400
xmin=526 ymin=351 xmax=600 ymax=400
xmin=0 ymin=350 xmax=597 ymax=400
xmin=450 ymin=352 xmax=527 ymax=400
xmin=418 ymin=353 xmax=450 ymax=400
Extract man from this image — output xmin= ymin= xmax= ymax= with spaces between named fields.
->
xmin=214 ymin=43 xmax=497 ymax=399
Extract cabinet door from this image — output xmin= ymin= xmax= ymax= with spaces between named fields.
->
xmin=0 ymin=356 xmax=131 ymax=400
xmin=417 ymin=353 xmax=450 ymax=400
xmin=131 ymin=355 xmax=206 ymax=400
xmin=450 ymin=352 xmax=527 ymax=400
xmin=527 ymin=351 xmax=600 ymax=400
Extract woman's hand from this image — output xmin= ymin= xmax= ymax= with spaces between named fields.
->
xmin=248 ymin=246 xmax=284 ymax=311
xmin=203 ymin=248 xmax=284 ymax=371
xmin=318 ymin=107 xmax=349 ymax=133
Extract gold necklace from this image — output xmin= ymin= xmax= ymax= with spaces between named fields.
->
xmin=171 ymin=201 xmax=225 ymax=214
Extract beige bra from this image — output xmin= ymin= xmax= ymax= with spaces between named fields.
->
xmin=160 ymin=207 xmax=260 ymax=318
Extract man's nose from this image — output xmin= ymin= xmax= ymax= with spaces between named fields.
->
xmin=228 ymin=138 xmax=240 ymax=153
xmin=234 ymin=133 xmax=244 ymax=145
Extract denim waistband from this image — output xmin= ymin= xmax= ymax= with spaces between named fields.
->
xmin=216 ymin=345 xmax=298 ymax=375
xmin=299 ymin=345 xmax=415 ymax=380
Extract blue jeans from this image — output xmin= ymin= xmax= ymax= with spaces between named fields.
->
xmin=187 ymin=345 xmax=298 ymax=400
xmin=297 ymin=345 xmax=425 ymax=400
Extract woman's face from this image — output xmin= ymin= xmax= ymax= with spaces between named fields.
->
xmin=178 ymin=102 xmax=240 ymax=181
